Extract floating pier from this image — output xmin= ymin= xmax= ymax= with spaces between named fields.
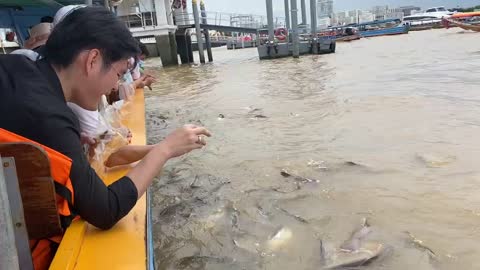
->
xmin=226 ymin=38 xmax=258 ymax=50
xmin=257 ymin=0 xmax=336 ymax=60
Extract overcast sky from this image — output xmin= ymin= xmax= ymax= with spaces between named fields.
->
xmin=202 ymin=0 xmax=479 ymax=16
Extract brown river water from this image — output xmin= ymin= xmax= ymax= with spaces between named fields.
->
xmin=144 ymin=28 xmax=480 ymax=270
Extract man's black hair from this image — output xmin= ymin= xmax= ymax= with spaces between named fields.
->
xmin=40 ymin=16 xmax=54 ymax=23
xmin=138 ymin=41 xmax=149 ymax=57
xmin=44 ymin=7 xmax=140 ymax=69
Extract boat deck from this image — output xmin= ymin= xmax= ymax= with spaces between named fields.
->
xmin=50 ymin=89 xmax=147 ymax=270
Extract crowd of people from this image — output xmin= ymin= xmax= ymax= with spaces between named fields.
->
xmin=13 ymin=5 xmax=164 ymax=175
xmin=0 ymin=5 xmax=210 ymax=270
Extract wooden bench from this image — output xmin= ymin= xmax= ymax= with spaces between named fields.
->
xmin=0 ymin=142 xmax=62 ymax=270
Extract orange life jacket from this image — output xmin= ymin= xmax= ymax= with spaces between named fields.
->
xmin=0 ymin=128 xmax=76 ymax=270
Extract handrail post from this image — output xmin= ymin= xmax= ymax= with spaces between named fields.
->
xmin=0 ymin=156 xmax=33 ymax=270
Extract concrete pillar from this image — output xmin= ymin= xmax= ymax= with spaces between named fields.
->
xmin=164 ymin=0 xmax=174 ymax=25
xmin=169 ymin=32 xmax=178 ymax=64
xmin=154 ymin=0 xmax=169 ymax=26
xmin=300 ymin=0 xmax=307 ymax=25
xmin=310 ymin=0 xmax=318 ymax=54
xmin=186 ymin=31 xmax=194 ymax=63
xmin=284 ymin=0 xmax=290 ymax=30
xmin=310 ymin=0 xmax=317 ymax=31
xmin=152 ymin=0 xmax=178 ymax=66
xmin=200 ymin=0 xmax=213 ymax=62
xmin=155 ymin=34 xmax=178 ymax=66
xmin=173 ymin=8 xmax=187 ymax=25
xmin=290 ymin=0 xmax=299 ymax=58
xmin=266 ymin=0 xmax=275 ymax=43
xmin=192 ymin=0 xmax=205 ymax=64
xmin=176 ymin=33 xmax=189 ymax=64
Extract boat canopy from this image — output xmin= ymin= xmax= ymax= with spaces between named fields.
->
xmin=404 ymin=15 xmax=439 ymax=21
xmin=426 ymin=7 xmax=447 ymax=13
xmin=450 ymin=12 xmax=480 ymax=19
xmin=0 ymin=1 xmax=84 ymax=45
xmin=0 ymin=0 xmax=82 ymax=8
xmin=353 ymin=19 xmax=401 ymax=27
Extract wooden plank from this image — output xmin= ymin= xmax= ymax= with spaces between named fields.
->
xmin=0 ymin=143 xmax=62 ymax=239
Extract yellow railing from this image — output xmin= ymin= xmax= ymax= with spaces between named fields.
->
xmin=50 ymin=89 xmax=148 ymax=270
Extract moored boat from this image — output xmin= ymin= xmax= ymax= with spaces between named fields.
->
xmin=336 ymin=34 xmax=361 ymax=42
xmin=402 ymin=6 xmax=454 ymax=31
xmin=354 ymin=19 xmax=409 ymax=38
xmin=319 ymin=26 xmax=361 ymax=42
xmin=442 ymin=12 xmax=480 ymax=32
xmin=403 ymin=16 xmax=443 ymax=31
xmin=418 ymin=6 xmax=453 ymax=18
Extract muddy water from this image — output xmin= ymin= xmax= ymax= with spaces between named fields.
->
xmin=145 ymin=28 xmax=480 ymax=270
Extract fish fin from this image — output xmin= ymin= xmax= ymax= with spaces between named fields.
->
xmin=340 ymin=238 xmax=360 ymax=252
xmin=320 ymin=240 xmax=327 ymax=266
xmin=280 ymin=170 xmax=291 ymax=177
xmin=362 ymin=217 xmax=370 ymax=227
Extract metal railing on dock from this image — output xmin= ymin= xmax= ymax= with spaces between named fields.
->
xmin=175 ymin=11 xmax=285 ymax=31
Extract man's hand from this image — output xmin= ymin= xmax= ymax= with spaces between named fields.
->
xmin=81 ymin=132 xmax=99 ymax=159
xmin=126 ymin=125 xmax=211 ymax=198
xmin=158 ymin=124 xmax=211 ymax=159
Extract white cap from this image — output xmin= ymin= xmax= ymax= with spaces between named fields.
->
xmin=53 ymin=5 xmax=86 ymax=27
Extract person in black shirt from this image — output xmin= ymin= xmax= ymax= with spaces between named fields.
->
xmin=0 ymin=7 xmax=210 ymax=230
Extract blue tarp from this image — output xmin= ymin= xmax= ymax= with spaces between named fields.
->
xmin=0 ymin=7 xmax=58 ymax=45
xmin=353 ymin=19 xmax=402 ymax=27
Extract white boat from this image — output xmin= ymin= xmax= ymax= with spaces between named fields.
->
xmin=404 ymin=6 xmax=454 ymax=21
xmin=402 ymin=7 xmax=454 ymax=31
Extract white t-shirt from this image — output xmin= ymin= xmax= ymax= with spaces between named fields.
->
xmin=67 ymin=102 xmax=108 ymax=137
